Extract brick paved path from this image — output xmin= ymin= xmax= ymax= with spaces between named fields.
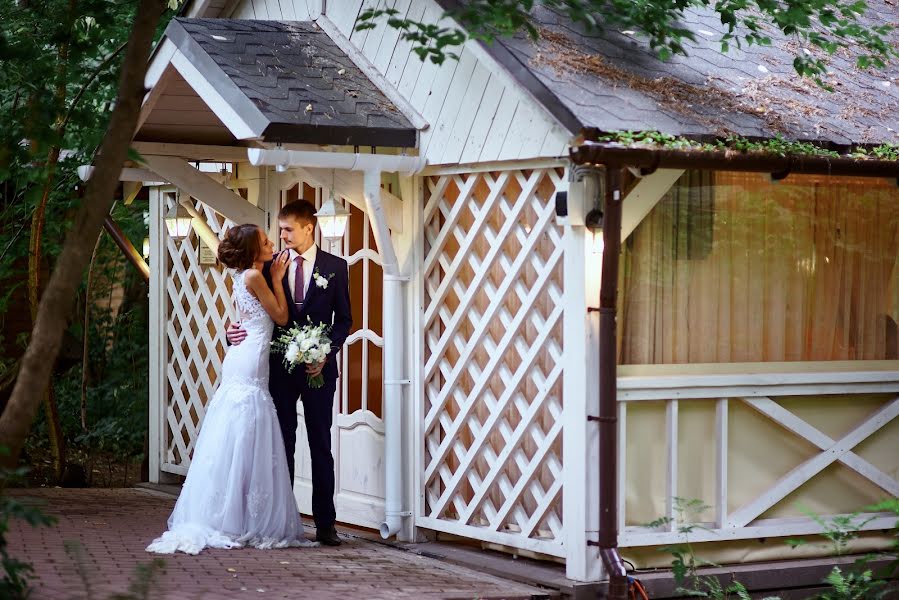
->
xmin=7 ymin=488 xmax=547 ymax=600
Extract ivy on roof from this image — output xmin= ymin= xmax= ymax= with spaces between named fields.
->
xmin=590 ymin=131 xmax=899 ymax=161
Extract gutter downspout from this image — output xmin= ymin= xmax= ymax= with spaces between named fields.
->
xmin=362 ymin=168 xmax=408 ymax=539
xmin=248 ymin=148 xmax=426 ymax=539
xmin=592 ymin=167 xmax=628 ymax=599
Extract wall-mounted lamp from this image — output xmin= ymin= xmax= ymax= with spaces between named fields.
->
xmin=164 ymin=203 xmax=193 ymax=241
xmin=142 ymin=237 xmax=151 ymax=260
xmin=554 ymin=190 xmax=568 ymax=219
xmin=585 ymin=207 xmax=604 ymax=254
xmin=275 ymin=163 xmax=288 ymax=173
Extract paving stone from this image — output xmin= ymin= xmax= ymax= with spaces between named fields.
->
xmin=7 ymin=488 xmax=546 ymax=600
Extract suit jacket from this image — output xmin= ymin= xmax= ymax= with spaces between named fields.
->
xmin=264 ymin=247 xmax=352 ymax=383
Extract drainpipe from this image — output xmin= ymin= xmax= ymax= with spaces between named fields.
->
xmin=592 ymin=167 xmax=628 ymax=599
xmin=362 ymin=168 xmax=408 ymax=538
xmin=247 ymin=148 xmax=426 ymax=539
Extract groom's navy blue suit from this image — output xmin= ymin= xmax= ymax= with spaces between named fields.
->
xmin=264 ymin=247 xmax=351 ymax=533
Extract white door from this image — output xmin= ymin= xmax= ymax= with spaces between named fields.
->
xmin=280 ymin=180 xmax=387 ymax=529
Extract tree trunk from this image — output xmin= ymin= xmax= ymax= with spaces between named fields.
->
xmin=0 ymin=359 xmax=21 ymax=418
xmin=0 ymin=0 xmax=167 ymax=468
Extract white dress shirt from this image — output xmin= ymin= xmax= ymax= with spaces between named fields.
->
xmin=287 ymin=244 xmax=317 ymax=301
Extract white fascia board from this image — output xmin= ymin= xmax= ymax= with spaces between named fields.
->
xmin=137 ymin=39 xmax=178 ymax=132
xmin=145 ymin=38 xmax=177 ymax=90
xmin=169 ymin=48 xmax=261 ymax=141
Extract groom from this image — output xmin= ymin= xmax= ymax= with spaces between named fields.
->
xmin=227 ymin=200 xmax=352 ymax=546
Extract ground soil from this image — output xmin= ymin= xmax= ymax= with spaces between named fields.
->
xmin=15 ymin=446 xmax=144 ymax=489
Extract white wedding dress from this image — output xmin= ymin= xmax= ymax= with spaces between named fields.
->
xmin=147 ymin=270 xmax=314 ymax=555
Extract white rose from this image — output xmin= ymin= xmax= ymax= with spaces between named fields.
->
xmin=299 ymin=338 xmax=315 ymax=352
xmin=320 ymin=343 xmax=331 ymax=355
xmin=285 ymin=343 xmax=299 ymax=363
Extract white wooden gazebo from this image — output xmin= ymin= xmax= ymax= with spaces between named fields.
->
xmin=132 ymin=0 xmax=899 ymax=584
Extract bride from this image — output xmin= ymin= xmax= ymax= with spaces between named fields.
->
xmin=147 ymin=224 xmax=316 ymax=554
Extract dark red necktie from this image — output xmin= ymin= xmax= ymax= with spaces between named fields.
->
xmin=293 ymin=256 xmax=304 ymax=307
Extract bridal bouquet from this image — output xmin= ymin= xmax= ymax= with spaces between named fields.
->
xmin=271 ymin=321 xmax=332 ymax=388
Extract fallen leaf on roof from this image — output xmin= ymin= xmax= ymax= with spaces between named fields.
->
xmin=531 ymin=27 xmax=790 ymax=135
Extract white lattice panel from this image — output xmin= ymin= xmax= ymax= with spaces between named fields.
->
xmin=420 ymin=168 xmax=567 ymax=556
xmin=161 ymin=195 xmax=236 ymax=475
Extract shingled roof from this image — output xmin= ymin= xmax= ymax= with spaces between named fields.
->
xmin=165 ymin=18 xmax=417 ymax=147
xmin=481 ymin=3 xmax=899 ymax=148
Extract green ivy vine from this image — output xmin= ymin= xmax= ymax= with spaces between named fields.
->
xmin=592 ymin=131 xmax=899 ymax=161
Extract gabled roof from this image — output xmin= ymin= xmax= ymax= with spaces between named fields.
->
xmin=481 ymin=3 xmax=899 ymax=147
xmin=163 ymin=18 xmax=417 ymax=147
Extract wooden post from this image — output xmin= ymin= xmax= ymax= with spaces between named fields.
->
xmin=563 ymin=169 xmax=602 ymax=581
xmin=409 ymin=172 xmax=432 ymax=542
xmin=148 ymin=187 xmax=166 ymax=483
xmin=597 ymin=168 xmax=628 ymax=600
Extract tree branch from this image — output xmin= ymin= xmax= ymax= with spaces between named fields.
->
xmin=60 ymin=40 xmax=129 ymax=134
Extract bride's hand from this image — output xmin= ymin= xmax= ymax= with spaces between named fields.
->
xmin=270 ymin=250 xmax=290 ymax=280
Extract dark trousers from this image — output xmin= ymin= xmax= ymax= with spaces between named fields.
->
xmin=270 ymin=368 xmax=337 ymax=532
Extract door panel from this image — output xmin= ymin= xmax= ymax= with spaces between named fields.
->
xmin=281 ymin=181 xmax=386 ymax=529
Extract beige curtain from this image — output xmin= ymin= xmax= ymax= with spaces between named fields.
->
xmin=619 ymin=172 xmax=899 ymax=364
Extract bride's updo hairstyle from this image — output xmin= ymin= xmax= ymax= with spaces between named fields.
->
xmin=218 ymin=224 xmax=261 ymax=270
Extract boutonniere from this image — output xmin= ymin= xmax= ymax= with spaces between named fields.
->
xmin=313 ymin=268 xmax=335 ymax=289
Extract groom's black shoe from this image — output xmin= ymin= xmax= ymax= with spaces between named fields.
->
xmin=315 ymin=526 xmax=342 ymax=546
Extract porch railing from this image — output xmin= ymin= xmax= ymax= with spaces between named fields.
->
xmin=616 ymin=367 xmax=899 ymax=547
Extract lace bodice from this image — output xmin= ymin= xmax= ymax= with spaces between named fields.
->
xmin=222 ymin=270 xmax=272 ymax=390
xmin=232 ymin=270 xmax=270 ymax=323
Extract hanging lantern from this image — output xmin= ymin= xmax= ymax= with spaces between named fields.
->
xmin=314 ymin=193 xmax=350 ymax=242
xmin=164 ymin=203 xmax=193 ymax=240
